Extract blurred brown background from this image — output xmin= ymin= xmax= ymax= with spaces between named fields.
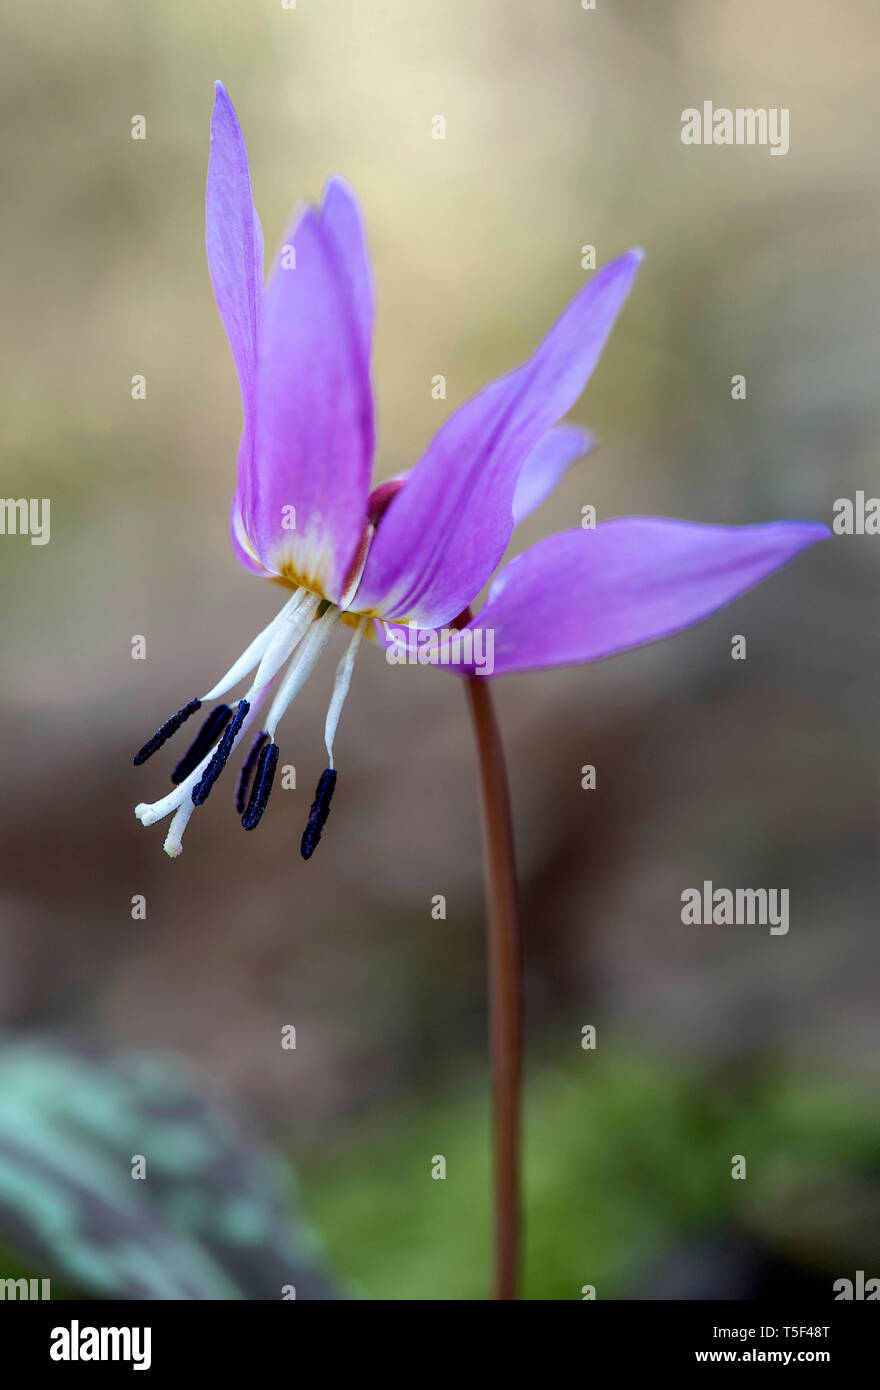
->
xmin=0 ymin=0 xmax=878 ymax=1298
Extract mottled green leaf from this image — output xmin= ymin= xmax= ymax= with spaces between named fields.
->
xmin=0 ymin=1040 xmax=340 ymax=1299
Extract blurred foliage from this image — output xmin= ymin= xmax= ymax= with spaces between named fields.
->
xmin=296 ymin=1042 xmax=879 ymax=1300
xmin=0 ymin=1040 xmax=340 ymax=1300
xmin=0 ymin=1040 xmax=876 ymax=1301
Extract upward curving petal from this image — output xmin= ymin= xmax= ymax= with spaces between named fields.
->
xmin=251 ymin=204 xmax=375 ymax=601
xmin=206 ymin=83 xmax=263 ymax=435
xmin=320 ymin=176 xmax=375 ymax=373
xmin=453 ymin=517 xmax=831 ymax=675
xmin=354 ymin=249 xmax=643 ymax=626
xmin=207 ymin=83 xmax=265 ymax=558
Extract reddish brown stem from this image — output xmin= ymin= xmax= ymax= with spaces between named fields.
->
xmin=464 ymin=672 xmax=522 ymax=1300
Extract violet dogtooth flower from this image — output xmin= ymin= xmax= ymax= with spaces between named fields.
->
xmin=133 ymin=82 xmax=830 ymax=860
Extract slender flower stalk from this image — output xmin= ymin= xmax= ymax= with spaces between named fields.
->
xmin=465 ymin=671 xmax=522 ymax=1301
xmin=131 ymin=82 xmax=833 ymax=1300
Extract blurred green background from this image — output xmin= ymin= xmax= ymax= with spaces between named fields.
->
xmin=0 ymin=0 xmax=878 ymax=1299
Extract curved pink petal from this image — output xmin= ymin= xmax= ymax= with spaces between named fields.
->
xmin=354 ymin=249 xmax=643 ymax=626
xmin=450 ymin=518 xmax=831 ymax=675
xmin=512 ymin=425 xmax=595 ymax=526
xmin=251 ymin=205 xmax=375 ymax=601
xmin=206 ymin=83 xmax=264 ymax=536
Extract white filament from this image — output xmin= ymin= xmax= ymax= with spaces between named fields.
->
xmin=202 ymin=589 xmax=307 ymax=701
xmin=247 ymin=592 xmax=321 ymax=697
xmin=324 ymin=618 xmax=366 ymax=769
xmin=265 ymin=607 xmax=339 ymax=740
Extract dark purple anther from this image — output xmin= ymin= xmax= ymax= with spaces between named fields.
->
xmin=192 ymin=699 xmax=249 ymax=805
xmin=133 ymin=699 xmax=201 ymax=765
xmin=235 ymin=730 xmax=270 ymax=815
xmin=171 ymin=704 xmax=232 ymax=784
xmin=300 ymin=768 xmax=338 ymax=860
xmin=241 ymin=741 xmax=280 ymax=830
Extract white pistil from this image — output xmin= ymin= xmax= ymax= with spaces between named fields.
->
xmin=163 ymin=796 xmax=195 ymax=858
xmin=324 ymin=617 xmax=367 ymax=769
xmin=265 ymin=607 xmax=339 ymax=740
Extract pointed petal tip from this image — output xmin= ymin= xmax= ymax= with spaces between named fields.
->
xmin=765 ymin=517 xmax=832 ymax=547
xmin=210 ymin=81 xmax=236 ymax=138
xmin=628 ymin=245 xmax=646 ymax=264
xmin=574 ymin=425 xmax=598 ymax=454
xmin=323 ymin=172 xmax=355 ymax=199
xmin=320 ymin=174 xmax=369 ymax=239
xmin=210 ymin=82 xmax=245 ymax=136
xmin=791 ymin=518 xmax=833 ymax=547
xmin=470 ymin=515 xmax=833 ymax=676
